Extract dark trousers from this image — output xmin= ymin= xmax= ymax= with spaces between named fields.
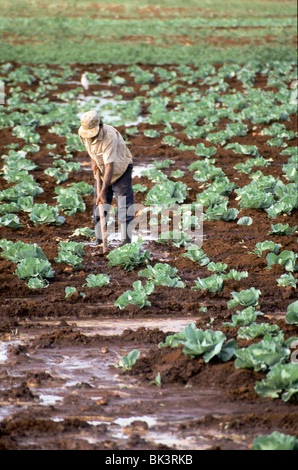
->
xmin=93 ymin=164 xmax=134 ymax=242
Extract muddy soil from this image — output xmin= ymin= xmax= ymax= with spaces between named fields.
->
xmin=0 ymin=62 xmax=297 ymax=451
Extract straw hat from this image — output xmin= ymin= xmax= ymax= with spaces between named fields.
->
xmin=79 ymin=110 xmax=101 ymax=139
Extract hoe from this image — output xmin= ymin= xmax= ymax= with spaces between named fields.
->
xmin=96 ymin=169 xmax=107 ymax=254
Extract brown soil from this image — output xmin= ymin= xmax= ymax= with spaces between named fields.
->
xmin=0 ymin=62 xmax=297 ymax=451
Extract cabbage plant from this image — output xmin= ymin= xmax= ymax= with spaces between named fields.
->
xmin=141 ymin=168 xmax=168 ymax=183
xmin=72 ymin=227 xmax=95 ymax=238
xmin=194 ymin=143 xmax=216 ymax=158
xmin=14 ymin=258 xmax=55 ymax=288
xmin=268 ymin=223 xmax=297 ymax=236
xmin=115 ymin=350 xmax=140 ymax=371
xmin=203 ymin=201 xmax=238 ymax=221
xmin=262 ymin=123 xmax=296 ymax=140
xmin=114 ymin=281 xmax=154 ymax=309
xmin=67 ymin=182 xmax=93 ymax=195
xmin=222 ymin=269 xmax=248 ymax=281
xmin=107 ymin=242 xmax=150 ymax=271
xmin=153 ymin=159 xmax=174 ymax=169
xmin=250 ymin=240 xmax=281 ymax=257
xmin=182 ymin=244 xmax=210 ymax=266
xmin=223 ymin=306 xmax=264 ymax=328
xmin=227 ymin=288 xmax=261 ymax=309
xmin=65 ymin=286 xmax=77 ymax=298
xmin=159 ymin=322 xmax=237 ymax=363
xmin=0 ymin=182 xmax=43 ymax=202
xmin=145 ymin=180 xmax=187 ymax=207
xmin=17 ymin=196 xmax=34 ymax=212
xmin=162 ymin=135 xmax=180 ymax=147
xmin=2 ymin=157 xmax=37 ymax=172
xmin=58 ymin=241 xmax=85 ymax=256
xmin=0 ymin=213 xmax=23 ymax=228
xmin=266 ymin=250 xmax=298 ymax=272
xmin=235 ymin=333 xmax=290 ymax=372
xmin=0 ymin=202 xmax=19 ymax=214
xmin=192 ymin=274 xmax=224 ymax=293
xmin=237 ymin=323 xmax=280 ymax=340
xmin=254 ymin=364 xmax=298 ymax=403
xmin=196 ymin=177 xmax=236 ymax=208
xmin=55 ymin=192 xmax=86 ymax=216
xmin=225 ymin=142 xmax=260 ymax=157
xmin=171 ymin=170 xmax=184 ymax=179
xmin=252 ymin=431 xmax=298 ymax=450
xmin=188 ymin=159 xmax=224 ymax=182
xmin=285 ymin=300 xmax=298 ymax=325
xmin=0 ymin=240 xmax=47 ymax=263
xmin=44 ymin=167 xmax=68 ymax=184
xmin=84 ymin=274 xmax=110 ymax=288
xmin=138 ymin=263 xmax=185 ymax=288
xmin=158 ymin=230 xmax=192 ymax=247
xmin=132 ymin=184 xmax=148 ymax=193
xmin=12 ymin=125 xmax=41 ymax=144
xmin=30 ymin=203 xmax=65 ymax=226
xmin=54 ymin=251 xmax=83 ymax=269
xmin=234 ymin=157 xmax=271 ymax=175
xmin=54 ymin=241 xmax=85 ymax=269
xmin=53 ymin=159 xmax=81 ymax=172
xmin=207 ymin=262 xmax=228 ymax=273
xmin=277 ymin=273 xmax=297 ymax=288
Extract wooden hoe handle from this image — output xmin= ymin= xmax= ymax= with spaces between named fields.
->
xmin=96 ymin=170 xmax=107 ymax=253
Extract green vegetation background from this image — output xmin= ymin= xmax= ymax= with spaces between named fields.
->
xmin=0 ymin=0 xmax=296 ymax=64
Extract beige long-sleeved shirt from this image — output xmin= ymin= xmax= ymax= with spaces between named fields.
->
xmin=80 ymin=124 xmax=133 ymax=184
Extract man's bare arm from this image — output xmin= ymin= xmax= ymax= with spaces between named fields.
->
xmin=96 ymin=162 xmax=114 ymax=205
xmin=91 ymin=158 xmax=97 ymax=176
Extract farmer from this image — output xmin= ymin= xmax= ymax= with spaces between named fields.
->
xmin=78 ymin=110 xmax=134 ymax=245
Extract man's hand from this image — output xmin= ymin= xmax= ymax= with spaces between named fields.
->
xmin=96 ymin=190 xmax=107 ymax=205
xmin=95 ymin=162 xmax=114 ymax=205
xmin=97 ymin=162 xmax=114 ymax=205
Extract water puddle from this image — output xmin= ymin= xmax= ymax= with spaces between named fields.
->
xmin=114 ymin=415 xmax=157 ymax=428
xmin=0 ymin=342 xmax=9 ymax=363
xmin=109 ymin=229 xmax=158 ymax=245
xmin=146 ymin=430 xmax=207 ymax=450
xmin=0 ymin=340 xmax=136 ymax=419
xmin=53 ymin=91 xmax=145 ymax=127
xmin=77 ymin=95 xmax=144 ymax=127
xmin=39 ymin=393 xmax=64 ymax=406
xmin=0 ymin=323 xmax=249 ymax=449
xmin=21 ymin=317 xmax=195 ymax=336
xmin=132 ymin=164 xmax=154 ymax=179
xmin=83 ymin=227 xmax=159 ymax=247
xmin=0 ymin=340 xmax=20 ymax=363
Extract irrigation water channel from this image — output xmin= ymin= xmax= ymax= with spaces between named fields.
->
xmin=0 ymin=316 xmax=247 ymax=450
